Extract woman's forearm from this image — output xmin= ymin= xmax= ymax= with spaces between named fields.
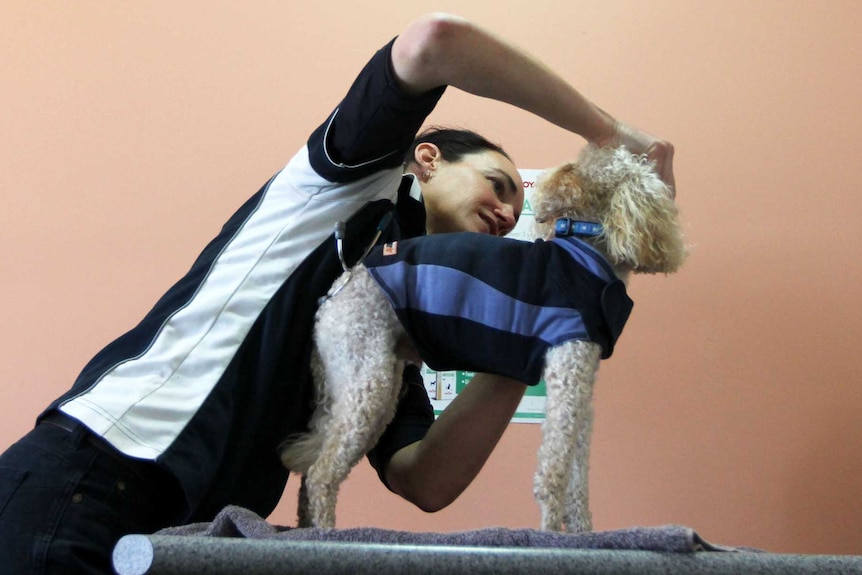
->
xmin=391 ymin=13 xmax=615 ymax=143
xmin=385 ymin=372 xmax=527 ymax=512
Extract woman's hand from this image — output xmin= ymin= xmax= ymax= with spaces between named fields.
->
xmin=593 ymin=120 xmax=676 ymax=197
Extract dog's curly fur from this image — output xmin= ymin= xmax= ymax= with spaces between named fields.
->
xmin=280 ymin=144 xmax=687 ymax=531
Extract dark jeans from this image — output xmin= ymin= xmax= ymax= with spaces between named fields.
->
xmin=0 ymin=413 xmax=184 ymax=574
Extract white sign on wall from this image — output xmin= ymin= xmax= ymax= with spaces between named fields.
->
xmin=420 ymin=169 xmax=548 ymax=423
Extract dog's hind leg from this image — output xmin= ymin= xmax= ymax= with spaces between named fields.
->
xmin=292 ymin=348 xmax=326 ymax=528
xmin=534 ymin=341 xmax=601 ymax=532
xmin=297 ymin=474 xmax=311 ymax=528
xmin=304 ymin=350 xmax=404 ymax=527
xmin=303 ymin=274 xmax=407 ymax=527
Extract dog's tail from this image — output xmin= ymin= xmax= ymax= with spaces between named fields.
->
xmin=279 ymin=345 xmax=335 ymax=473
xmin=279 ymin=432 xmax=324 ymax=474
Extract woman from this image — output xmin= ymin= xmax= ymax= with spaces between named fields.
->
xmin=0 ymin=13 xmax=675 ymax=574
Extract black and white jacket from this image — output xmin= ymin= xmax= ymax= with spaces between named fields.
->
xmin=42 ymin=38 xmax=441 ymax=521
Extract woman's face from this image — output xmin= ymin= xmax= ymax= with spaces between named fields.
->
xmin=421 ymin=150 xmax=524 ymax=237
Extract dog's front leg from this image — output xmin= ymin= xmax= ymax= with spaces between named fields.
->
xmin=534 ymin=341 xmax=600 ymax=532
xmin=563 ymin=352 xmax=599 ymax=533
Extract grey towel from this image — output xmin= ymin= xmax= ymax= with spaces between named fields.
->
xmin=156 ymin=505 xmax=750 ymax=553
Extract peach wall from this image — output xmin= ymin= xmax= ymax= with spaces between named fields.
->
xmin=2 ymin=0 xmax=861 ymax=555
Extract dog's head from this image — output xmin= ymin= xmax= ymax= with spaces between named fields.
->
xmin=532 ymin=145 xmax=687 ymax=274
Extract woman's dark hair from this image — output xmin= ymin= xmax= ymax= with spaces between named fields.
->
xmin=404 ymin=127 xmax=512 ymax=167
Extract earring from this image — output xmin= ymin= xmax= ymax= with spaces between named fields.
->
xmin=422 ymin=170 xmax=433 ymax=182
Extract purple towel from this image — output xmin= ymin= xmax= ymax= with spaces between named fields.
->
xmin=155 ymin=505 xmax=752 ymax=553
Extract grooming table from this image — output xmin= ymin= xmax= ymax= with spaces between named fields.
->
xmin=112 ymin=506 xmax=862 ymax=575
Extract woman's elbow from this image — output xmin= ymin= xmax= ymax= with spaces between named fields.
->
xmin=387 ymin=462 xmax=463 ymax=513
xmin=391 ymin=13 xmax=472 ymax=93
xmin=403 ymin=486 xmax=459 ymax=514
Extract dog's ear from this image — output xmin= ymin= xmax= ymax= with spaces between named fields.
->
xmin=532 ymin=163 xmax=593 ymax=240
xmin=581 ymin=146 xmax=687 ymax=274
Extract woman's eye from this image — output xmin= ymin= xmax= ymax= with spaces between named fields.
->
xmin=489 ymin=178 xmax=504 ymax=196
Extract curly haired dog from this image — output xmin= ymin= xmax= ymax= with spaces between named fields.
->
xmin=280 ymin=145 xmax=687 ymax=531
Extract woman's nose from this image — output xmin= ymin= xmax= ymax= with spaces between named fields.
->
xmin=494 ymin=204 xmax=516 ymax=236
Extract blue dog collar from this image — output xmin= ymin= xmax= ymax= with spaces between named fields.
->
xmin=554 ymin=218 xmax=604 ymax=238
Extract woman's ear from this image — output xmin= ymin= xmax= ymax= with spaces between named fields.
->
xmin=413 ymin=142 xmax=441 ymax=172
